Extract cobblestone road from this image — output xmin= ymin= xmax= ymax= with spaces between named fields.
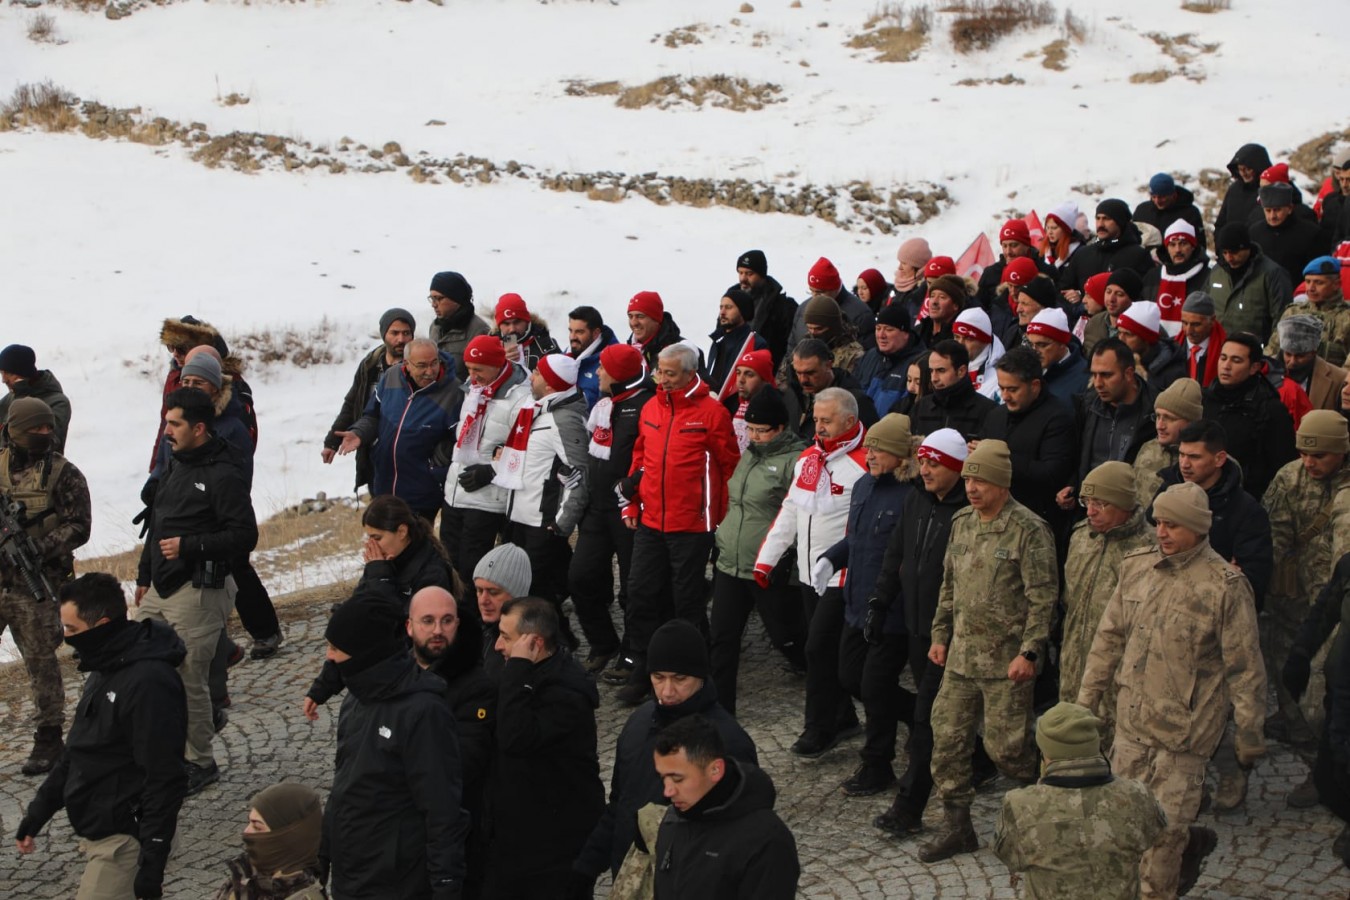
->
xmin=2 ymin=595 xmax=1347 ymax=898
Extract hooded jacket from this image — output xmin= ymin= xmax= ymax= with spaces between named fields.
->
xmin=822 ymin=470 xmax=911 ymax=634
xmin=715 ymin=428 xmax=808 ymax=580
xmin=787 ymin=288 xmax=876 ymax=352
xmin=1215 ymin=143 xmax=1273 ymax=232
xmin=1207 ymin=243 xmax=1293 ymax=341
xmin=149 ymin=378 xmax=256 ymax=489
xmin=653 ymin=760 xmax=799 ymax=900
xmin=632 ymin=313 xmax=703 ymax=377
xmin=872 ymin=477 xmax=969 ymax=638
xmin=495 ymin=317 xmax=562 ymax=372
xmin=624 ymin=377 xmax=740 ymax=533
xmin=747 ymin=275 xmax=799 ymax=368
xmin=137 ymin=435 xmax=258 ymax=597
xmin=0 ymin=369 xmax=72 ymax=454
xmin=20 ymin=619 xmax=186 ymax=852
xmin=1201 ymin=373 xmax=1297 ymax=500
xmin=575 ymin=680 xmax=756 ymax=878
xmin=325 ymin=652 xmax=467 ymax=899
xmin=351 ymin=352 xmax=464 ymax=513
xmin=573 ymin=324 xmax=620 ymax=409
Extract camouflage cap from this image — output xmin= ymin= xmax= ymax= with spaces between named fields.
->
xmin=1081 ymin=461 xmax=1137 ymax=511
xmin=1296 ymin=409 xmax=1350 ymax=455
xmin=962 ymin=439 xmax=1012 ymax=488
xmin=1154 ymin=377 xmax=1203 ymax=422
xmin=1152 ymin=482 xmax=1212 ymax=535
xmin=863 ymin=413 xmax=914 ymax=458
xmin=1036 ymin=702 xmax=1103 ymax=761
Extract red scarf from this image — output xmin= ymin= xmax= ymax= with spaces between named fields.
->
xmin=788 ymin=421 xmax=864 ymax=513
xmin=453 ymin=365 xmax=513 ymax=465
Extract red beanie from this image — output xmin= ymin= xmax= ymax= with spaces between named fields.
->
xmin=1002 ymin=256 xmax=1040 ymax=287
xmin=494 ymin=293 xmax=530 ymax=325
xmin=1084 ymin=271 xmax=1112 ymax=305
xmin=628 ymin=291 xmax=664 ymax=322
xmin=999 ymin=219 xmax=1031 ymax=246
xmin=536 ymin=353 xmax=578 ymax=393
xmin=807 ymin=257 xmax=842 ymax=293
xmin=924 ymin=256 xmax=956 ymax=278
xmin=737 ymin=349 xmax=774 ymax=384
xmin=463 ymin=335 xmax=506 ymax=369
xmin=599 ymin=343 xmax=644 ymax=383
xmin=1261 ymin=163 xmax=1290 ymax=184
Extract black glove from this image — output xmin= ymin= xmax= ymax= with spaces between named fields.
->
xmin=863 ymin=598 xmax=888 ymax=646
xmin=140 ymin=478 xmax=158 ymax=509
xmin=457 ymin=464 xmax=496 ymax=492
xmin=132 ymin=506 xmax=151 ymax=539
xmin=133 ymin=850 xmax=167 ymax=899
xmin=616 ymin=470 xmax=643 ymax=503
xmin=564 ymin=870 xmax=597 ymax=900
xmin=1283 ymin=653 xmax=1312 ymax=702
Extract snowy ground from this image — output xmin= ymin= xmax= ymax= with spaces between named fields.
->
xmin=0 ymin=0 xmax=1346 ymax=562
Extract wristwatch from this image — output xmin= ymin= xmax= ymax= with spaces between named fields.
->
xmin=1020 ymin=650 xmax=1038 ymax=663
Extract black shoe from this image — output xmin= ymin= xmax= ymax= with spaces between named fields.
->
xmin=185 ymin=761 xmax=221 ymax=796
xmin=874 ymin=802 xmax=925 ymax=838
xmin=582 ymin=650 xmax=617 ymax=676
xmin=602 ymin=657 xmax=636 ymax=685
xmin=791 ymin=726 xmax=859 ymax=760
xmin=1177 ymin=824 xmax=1217 ymax=896
xmin=250 ymin=633 xmax=282 ymax=660
xmin=841 ymin=763 xmax=897 ymax=797
xmin=615 ymin=680 xmax=651 ymax=707
xmin=213 ymin=707 xmax=230 ymax=733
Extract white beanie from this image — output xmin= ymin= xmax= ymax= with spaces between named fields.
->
xmin=915 ymin=427 xmax=968 ymax=473
xmin=1026 ymin=307 xmax=1072 ymax=345
xmin=1047 ymin=202 xmax=1080 ymax=232
xmin=953 ymin=308 xmax=993 ymax=344
xmin=1118 ymin=302 xmax=1161 ymax=344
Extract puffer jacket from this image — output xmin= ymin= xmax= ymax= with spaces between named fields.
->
xmin=624 ymin=377 xmax=739 ymax=533
xmin=444 ymin=364 xmax=532 ymax=514
xmin=503 ymin=389 xmax=591 ymax=534
xmin=573 ymin=325 xmax=620 ymax=409
xmin=1207 ymin=245 xmax=1293 ymax=341
xmin=715 ymin=429 xmax=808 ymax=579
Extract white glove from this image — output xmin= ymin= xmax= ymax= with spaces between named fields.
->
xmin=810 ymin=558 xmax=834 ymax=596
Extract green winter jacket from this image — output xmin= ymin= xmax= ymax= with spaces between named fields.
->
xmin=1207 ymin=246 xmax=1292 ymax=343
xmin=715 ymin=429 xmax=807 ymax=580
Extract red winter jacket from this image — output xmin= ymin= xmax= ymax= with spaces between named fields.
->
xmin=625 ymin=377 xmax=740 ymax=533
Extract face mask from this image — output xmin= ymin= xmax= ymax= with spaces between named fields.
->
xmin=64 ymin=619 xmax=126 ymax=657
xmin=22 ymin=433 xmax=53 ymax=455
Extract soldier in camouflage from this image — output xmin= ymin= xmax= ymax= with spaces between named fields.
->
xmin=995 ymin=702 xmax=1166 ymax=900
xmin=1263 ymin=410 xmax=1350 ymax=805
xmin=1267 ymin=257 xmax=1350 ymax=365
xmin=0 ymin=398 xmax=92 ymax=775
xmin=921 ymin=439 xmax=1058 ymax=863
xmin=1079 ymin=481 xmax=1266 ymax=899
xmin=1132 ymin=378 xmax=1202 ymax=509
xmin=1059 ymin=462 xmax=1155 ymax=753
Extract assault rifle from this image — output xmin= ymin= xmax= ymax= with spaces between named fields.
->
xmin=0 ymin=495 xmax=56 ymax=604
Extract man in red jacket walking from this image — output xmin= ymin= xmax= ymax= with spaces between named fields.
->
xmin=614 ymin=344 xmax=739 ymax=706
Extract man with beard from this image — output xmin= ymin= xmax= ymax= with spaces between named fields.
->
xmin=1134 ymin=173 xmax=1207 ymax=252
xmin=322 ymin=308 xmax=416 ymax=490
xmin=1143 ymin=221 xmax=1211 ymax=336
xmin=428 ymin=270 xmax=492 ymax=380
xmin=721 ymin=349 xmax=774 ymax=452
xmin=1321 ymin=149 xmax=1350 ymax=244
xmin=974 ymin=219 xmax=1056 ymax=318
xmin=408 ymin=586 xmax=494 ymax=900
xmin=916 ymin=275 xmax=968 ymax=349
xmin=911 ymin=340 xmax=997 ymax=443
xmin=570 ymin=620 xmax=756 ymax=899
xmin=1279 ymin=316 xmax=1348 ymax=410
xmin=1118 ymin=303 xmax=1187 ymax=393
xmin=781 ymin=339 xmax=878 ymax=441
xmin=1209 ymin=223 xmax=1293 ymax=344
xmin=1269 ymin=257 xmax=1350 ymax=365
xmin=737 ymin=249 xmax=799 ymax=369
xmin=566 ymin=306 xmax=619 ymax=410
xmin=1026 ymin=309 xmax=1089 ymax=406
xmin=705 ymin=286 xmax=766 ymax=401
xmin=493 ymin=293 xmax=562 ymax=372
xmin=1065 ymin=199 xmax=1156 ymax=292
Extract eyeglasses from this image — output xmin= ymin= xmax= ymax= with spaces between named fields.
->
xmin=406 ymin=361 xmax=438 ymax=372
xmin=428 ymin=294 xmax=450 ymax=307
xmin=1078 ymin=497 xmax=1109 ymax=511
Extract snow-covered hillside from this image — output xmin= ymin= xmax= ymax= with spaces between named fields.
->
xmin=0 ymin=0 xmax=1346 ymax=556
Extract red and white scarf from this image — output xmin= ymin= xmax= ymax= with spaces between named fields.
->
xmin=787 ymin=421 xmax=864 ymax=514
xmin=453 ymin=365 xmax=513 ymax=466
xmin=587 ymin=387 xmax=642 ymax=459
xmin=1156 ymin=260 xmax=1204 ymax=325
xmin=492 ymin=403 xmax=536 ymax=490
xmin=731 ymin=398 xmax=750 ymax=453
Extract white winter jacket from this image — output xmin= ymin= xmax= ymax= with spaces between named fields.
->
xmin=445 ymin=365 xmax=533 ymax=513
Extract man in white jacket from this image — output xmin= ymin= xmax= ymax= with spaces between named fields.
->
xmin=444 ymin=335 xmax=534 ymax=587
xmin=754 ymin=387 xmax=868 ymax=758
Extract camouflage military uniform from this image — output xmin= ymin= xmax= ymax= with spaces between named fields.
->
xmin=995 ymin=755 xmax=1166 ymax=900
xmin=1077 ymin=542 xmax=1265 ymax=899
xmin=929 ymin=499 xmax=1058 ymax=807
xmin=1264 ymin=458 xmax=1350 ymax=735
xmin=1131 ymin=440 xmax=1175 ymax=511
xmin=0 ymin=447 xmax=92 ymax=729
xmin=1269 ymin=297 xmax=1350 ymax=366
xmin=1059 ymin=508 xmax=1154 ymax=750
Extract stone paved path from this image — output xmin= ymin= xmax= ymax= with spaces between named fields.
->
xmin=2 ymin=595 xmax=1348 ymax=898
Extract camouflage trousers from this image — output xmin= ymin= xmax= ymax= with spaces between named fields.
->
xmin=1112 ymin=733 xmax=1207 ymax=900
xmin=930 ymin=670 xmax=1037 ymax=808
xmin=1261 ymin=594 xmax=1330 ymax=740
xmin=0 ymin=588 xmax=64 ymax=729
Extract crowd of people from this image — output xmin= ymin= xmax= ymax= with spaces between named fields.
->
xmin=5 ymin=140 xmax=1350 ymax=898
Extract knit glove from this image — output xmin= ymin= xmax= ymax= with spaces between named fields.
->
xmin=457 ymin=464 xmax=496 ymax=492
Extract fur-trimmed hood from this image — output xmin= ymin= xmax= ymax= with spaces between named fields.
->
xmin=160 ymin=316 xmax=220 ymax=351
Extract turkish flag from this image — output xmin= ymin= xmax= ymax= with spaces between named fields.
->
xmin=1023 ymin=210 xmax=1045 ymax=247
xmin=1335 ymin=240 xmax=1350 ymax=297
xmin=955 ymin=233 xmax=996 ymax=282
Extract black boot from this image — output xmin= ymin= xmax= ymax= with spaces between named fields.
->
xmin=1177 ymin=824 xmax=1218 ymax=896
xmin=873 ymin=794 xmax=925 ymax=838
xmin=22 ymin=726 xmax=64 ymax=776
xmin=918 ymin=804 xmax=978 ymax=862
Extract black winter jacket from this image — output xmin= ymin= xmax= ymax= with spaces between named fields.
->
xmin=748 ymin=275 xmax=799 ymax=369
xmin=21 ymin=620 xmax=186 ymax=860
xmin=575 ymin=680 xmax=756 ymax=878
xmin=324 ymin=345 xmax=392 ymax=490
xmin=1215 ymin=144 xmax=1272 ymax=232
xmin=976 ymin=255 xmax=1057 ymax=314
xmin=1133 ymin=188 xmax=1208 ymax=251
xmin=137 ymin=436 xmax=258 ymax=596
xmin=911 ymin=376 xmax=997 ymax=442
xmin=653 ymin=760 xmax=799 ymax=900
xmin=584 ymin=384 xmax=654 ymax=515
xmin=872 ymin=479 xmax=969 ymax=637
xmin=822 ymin=471 xmax=910 ymax=633
xmin=1202 ymin=374 xmax=1297 ymax=500
xmin=781 ymin=368 xmax=878 ymax=439
xmin=705 ymin=323 xmax=766 ymax=399
xmin=325 ymin=653 xmax=467 ymax=899
xmin=1065 ymin=225 xmax=1156 ymax=291
xmin=1250 ymin=214 xmax=1333 ymax=287
xmin=1075 ymin=380 xmax=1157 ymax=483
xmin=981 ymin=392 xmax=1077 ymax=538
xmin=1140 ymin=336 xmax=1187 ymax=393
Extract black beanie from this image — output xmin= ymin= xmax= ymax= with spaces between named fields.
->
xmin=743 ymin=386 xmax=789 ymax=428
xmin=737 ymin=249 xmax=768 ymax=277
xmin=647 ymin=619 xmax=709 ymax=679
xmin=1095 ymin=198 xmax=1132 ymax=228
xmin=429 ymin=271 xmax=473 ymax=306
xmin=379 ymin=307 xmax=417 ymax=337
xmin=1106 ymin=268 xmax=1143 ymax=300
xmin=1216 ymin=222 xmax=1253 ymax=253
xmin=875 ymin=302 xmax=912 ymax=330
xmin=325 ymin=595 xmax=405 ymax=674
xmin=724 ymin=286 xmax=755 ymax=322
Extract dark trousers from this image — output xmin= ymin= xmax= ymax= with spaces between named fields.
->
xmin=892 ymin=633 xmax=993 ymax=813
xmin=838 ymin=626 xmax=915 ymax=766
xmin=625 ymin=526 xmax=713 ymax=676
xmin=230 ymin=555 xmax=279 ymax=640
xmin=1315 ymin=696 xmax=1350 ymax=823
xmin=442 ymin=506 xmax=508 ymax=588
xmin=568 ymin=508 xmax=635 ymax=657
xmin=802 ymin=585 xmax=856 ymax=739
xmin=510 ymin=522 xmax=573 ymax=606
xmin=709 ymin=570 xmax=807 ymax=716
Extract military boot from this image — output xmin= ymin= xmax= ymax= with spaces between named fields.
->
xmin=1287 ymin=770 xmax=1319 ymax=809
xmin=917 ymin=804 xmax=978 ymax=862
xmin=21 ymin=726 xmax=64 ymax=776
xmin=1212 ymin=766 xmax=1248 ymax=812
xmin=873 ymin=794 xmax=925 ymax=839
xmin=1177 ymin=824 xmax=1218 ymax=896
